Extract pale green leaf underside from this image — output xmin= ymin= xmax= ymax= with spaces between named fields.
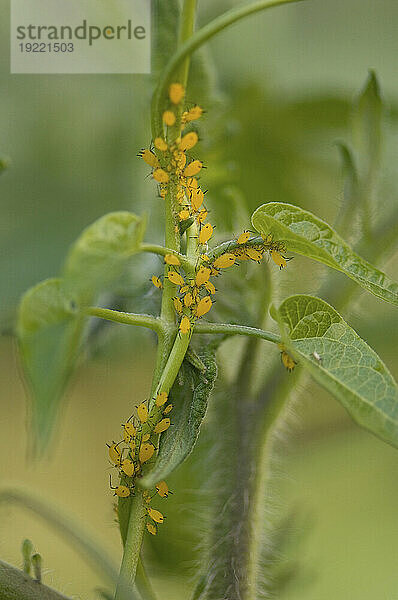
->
xmin=17 ymin=212 xmax=146 ymax=455
xmin=273 ymin=294 xmax=398 ymax=447
xmin=252 ymin=202 xmax=398 ymax=305
xmin=63 ymin=211 xmax=146 ymax=302
xmin=17 ymin=279 xmax=83 ymax=455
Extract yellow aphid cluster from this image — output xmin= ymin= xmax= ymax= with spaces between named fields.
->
xmin=229 ymin=233 xmax=293 ymax=270
xmin=107 ymin=391 xmax=173 ymax=534
xmin=138 ymin=82 xmax=204 ymax=206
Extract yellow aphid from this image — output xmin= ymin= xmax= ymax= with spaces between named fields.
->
xmin=173 ymin=296 xmax=183 ymax=315
xmin=179 ymin=131 xmax=199 ymax=152
xmin=195 ymin=296 xmax=212 ymax=318
xmin=159 ymin=187 xmax=167 ymax=199
xmin=237 ymin=230 xmax=251 ymax=245
xmin=148 ymin=508 xmax=164 ymax=524
xmin=191 ymin=188 xmax=204 ymax=212
xmin=107 ymin=442 xmax=121 ymax=464
xmin=176 ymin=152 xmax=187 ymax=170
xmin=114 ymin=485 xmax=131 ymax=498
xmin=183 ymin=105 xmax=203 ymax=122
xmin=163 ymin=110 xmax=176 ymax=126
xmin=137 ymin=403 xmax=148 ymax=424
xmin=281 ymin=350 xmax=297 ymax=372
xmin=146 ymin=522 xmax=157 ymax=535
xmin=180 ymin=285 xmax=189 ymax=294
xmin=195 ymin=266 xmax=211 ymax=286
xmin=197 ymin=209 xmax=208 ymax=224
xmin=143 ymin=490 xmax=152 ymax=503
xmin=270 ymin=250 xmax=289 ymax=270
xmin=130 ymin=439 xmax=136 ymax=452
xmin=154 ymin=418 xmax=171 ymax=434
xmin=138 ymin=149 xmax=159 ymax=168
xmin=231 ymin=248 xmax=250 ymax=261
xmin=199 ymin=223 xmax=213 ymax=245
xmin=184 ymin=160 xmax=203 ymax=177
xmin=168 ymin=270 xmax=185 ymax=286
xmin=245 ymin=248 xmax=264 ymax=262
xmin=139 ymin=442 xmax=155 ymax=463
xmin=204 ymin=281 xmax=216 ymax=295
xmin=179 ymin=209 xmax=191 ymax=221
xmin=156 ymin=392 xmax=168 ymax=407
xmin=262 ymin=233 xmax=273 ymax=244
xmin=184 ymin=292 xmax=193 ymax=307
xmin=121 ymin=459 xmax=135 ymax=477
xmin=142 ymin=433 xmax=150 ymax=442
xmin=179 ymin=316 xmax=191 ymax=334
xmin=176 ymin=185 xmax=185 ymax=200
xmin=153 ymin=168 xmax=169 ymax=184
xmin=154 ymin=137 xmax=168 ymax=151
xmin=164 ymin=253 xmax=181 ymax=266
xmin=123 ymin=421 xmax=136 ymax=442
xmin=185 ymin=177 xmax=198 ymax=190
xmin=163 ymin=404 xmax=173 ymax=415
xmin=201 ymin=254 xmax=210 ymax=262
xmin=213 ymin=253 xmax=236 ymax=269
xmin=124 ymin=422 xmax=136 ymax=436
xmin=156 ymin=481 xmax=170 ymax=498
xmin=169 ymin=82 xmax=185 ymax=104
xmin=151 ymin=275 xmax=163 ymax=289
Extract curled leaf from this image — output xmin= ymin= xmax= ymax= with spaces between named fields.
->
xmin=141 ymin=349 xmax=217 ymax=488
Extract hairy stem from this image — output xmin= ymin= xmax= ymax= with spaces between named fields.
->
xmin=0 ymin=560 xmax=72 ymax=600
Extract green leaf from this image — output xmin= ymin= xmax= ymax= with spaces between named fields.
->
xmin=17 ymin=279 xmax=84 ymax=455
xmin=353 ymin=70 xmax=382 ymax=175
xmin=271 ymin=294 xmax=398 ymax=448
xmin=141 ymin=349 xmax=217 ymax=488
xmin=252 ymin=202 xmax=398 ymax=305
xmin=63 ymin=211 xmax=145 ymax=303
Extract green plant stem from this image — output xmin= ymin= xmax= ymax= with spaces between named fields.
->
xmin=136 ymin=558 xmax=158 ymax=600
xmin=85 ymin=307 xmax=162 ymax=334
xmin=114 ymin=495 xmax=146 ymax=600
xmin=152 ymin=0 xmax=307 ymax=138
xmin=0 ymin=560 xmax=72 ymax=600
xmin=141 ymin=243 xmax=194 ymax=273
xmin=116 ymin=2 xmax=198 ymax=597
xmin=194 ymin=321 xmax=280 ymax=345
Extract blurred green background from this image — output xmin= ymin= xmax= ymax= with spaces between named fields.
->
xmin=1 ymin=0 xmax=398 ymax=598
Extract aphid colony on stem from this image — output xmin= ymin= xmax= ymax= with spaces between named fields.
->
xmin=107 ymin=390 xmax=173 ymax=535
xmin=142 ymin=82 xmax=294 ymax=339
xmin=110 ymin=84 xmax=296 ymax=536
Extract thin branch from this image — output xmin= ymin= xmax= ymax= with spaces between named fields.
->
xmin=194 ymin=321 xmax=281 ymax=345
xmin=141 ymin=243 xmax=194 ymax=274
xmin=152 ymin=0 xmax=308 ymax=137
xmin=85 ymin=307 xmax=163 ymax=333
